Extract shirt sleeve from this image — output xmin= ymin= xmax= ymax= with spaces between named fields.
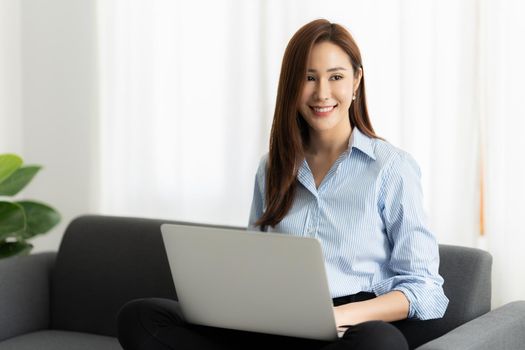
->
xmin=247 ymin=155 xmax=267 ymax=231
xmin=372 ymin=152 xmax=449 ymax=320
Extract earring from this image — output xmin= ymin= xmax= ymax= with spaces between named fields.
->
xmin=352 ymin=94 xmax=356 ymax=101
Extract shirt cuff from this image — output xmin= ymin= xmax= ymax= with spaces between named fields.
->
xmin=373 ymin=278 xmax=449 ymax=320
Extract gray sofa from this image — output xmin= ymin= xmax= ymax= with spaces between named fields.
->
xmin=0 ymin=214 xmax=524 ymax=349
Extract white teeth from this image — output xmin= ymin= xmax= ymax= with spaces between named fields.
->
xmin=313 ymin=106 xmax=334 ymax=113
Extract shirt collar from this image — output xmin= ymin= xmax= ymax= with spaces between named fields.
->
xmin=349 ymin=127 xmax=376 ymax=160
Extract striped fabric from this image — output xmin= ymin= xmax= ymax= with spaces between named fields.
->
xmin=248 ymin=128 xmax=449 ymax=320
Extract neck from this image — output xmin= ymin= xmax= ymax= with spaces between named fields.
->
xmin=306 ymin=123 xmax=352 ymax=157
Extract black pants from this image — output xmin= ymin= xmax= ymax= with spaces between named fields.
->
xmin=117 ymin=293 xmax=433 ymax=350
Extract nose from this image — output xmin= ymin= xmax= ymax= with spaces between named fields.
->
xmin=315 ymin=79 xmax=330 ymax=101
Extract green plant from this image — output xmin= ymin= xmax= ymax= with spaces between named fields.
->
xmin=0 ymin=153 xmax=60 ymax=259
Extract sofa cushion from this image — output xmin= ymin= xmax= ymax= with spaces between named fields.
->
xmin=0 ymin=330 xmax=121 ymax=350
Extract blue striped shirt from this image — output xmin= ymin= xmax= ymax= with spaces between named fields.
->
xmin=248 ymin=127 xmax=449 ymax=320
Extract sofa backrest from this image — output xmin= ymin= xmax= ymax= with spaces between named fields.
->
xmin=50 ymin=215 xmax=180 ymax=337
xmin=51 ymin=214 xmax=243 ymax=337
xmin=393 ymin=244 xmax=492 ymax=348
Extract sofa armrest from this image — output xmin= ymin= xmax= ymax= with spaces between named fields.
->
xmin=0 ymin=252 xmax=56 ymax=341
xmin=417 ymin=300 xmax=525 ymax=350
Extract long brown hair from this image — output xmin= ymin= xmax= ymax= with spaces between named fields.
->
xmin=256 ymin=19 xmax=379 ymax=228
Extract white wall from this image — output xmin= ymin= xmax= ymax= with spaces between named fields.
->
xmin=17 ymin=0 xmax=99 ymax=253
xmin=0 ymin=0 xmax=22 ymax=154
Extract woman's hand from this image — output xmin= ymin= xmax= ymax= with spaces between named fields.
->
xmin=333 ymin=301 xmax=365 ymax=328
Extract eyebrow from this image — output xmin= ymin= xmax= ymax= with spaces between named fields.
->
xmin=307 ymin=67 xmax=348 ymax=73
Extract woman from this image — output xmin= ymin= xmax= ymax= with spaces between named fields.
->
xmin=249 ymin=17 xmax=449 ymax=348
xmin=117 ymin=19 xmax=448 ymax=350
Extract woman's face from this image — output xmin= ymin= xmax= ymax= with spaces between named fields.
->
xmin=299 ymin=41 xmax=361 ymax=137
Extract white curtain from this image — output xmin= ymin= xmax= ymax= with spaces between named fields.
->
xmin=481 ymin=0 xmax=525 ymax=307
xmin=96 ymin=0 xmax=525 ymax=307
xmin=97 ymin=0 xmax=270 ymax=226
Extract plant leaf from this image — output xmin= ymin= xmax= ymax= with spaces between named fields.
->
xmin=16 ymin=200 xmax=61 ymax=239
xmin=0 ymin=201 xmax=26 ymax=239
xmin=0 ymin=240 xmax=33 ymax=259
xmin=0 ymin=154 xmax=23 ymax=185
xmin=0 ymin=165 xmax=41 ymax=196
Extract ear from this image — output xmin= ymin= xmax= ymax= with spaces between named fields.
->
xmin=353 ymin=67 xmax=363 ymax=94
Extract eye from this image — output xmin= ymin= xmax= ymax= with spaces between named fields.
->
xmin=306 ymin=75 xmax=316 ymax=81
xmin=330 ymin=74 xmax=344 ymax=81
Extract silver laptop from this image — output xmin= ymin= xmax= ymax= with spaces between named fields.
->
xmin=160 ymin=223 xmax=341 ymax=341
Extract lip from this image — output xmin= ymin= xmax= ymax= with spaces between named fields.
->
xmin=310 ymin=104 xmax=337 ymax=117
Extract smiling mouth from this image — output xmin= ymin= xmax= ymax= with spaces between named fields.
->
xmin=310 ymin=105 xmax=337 ymax=115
